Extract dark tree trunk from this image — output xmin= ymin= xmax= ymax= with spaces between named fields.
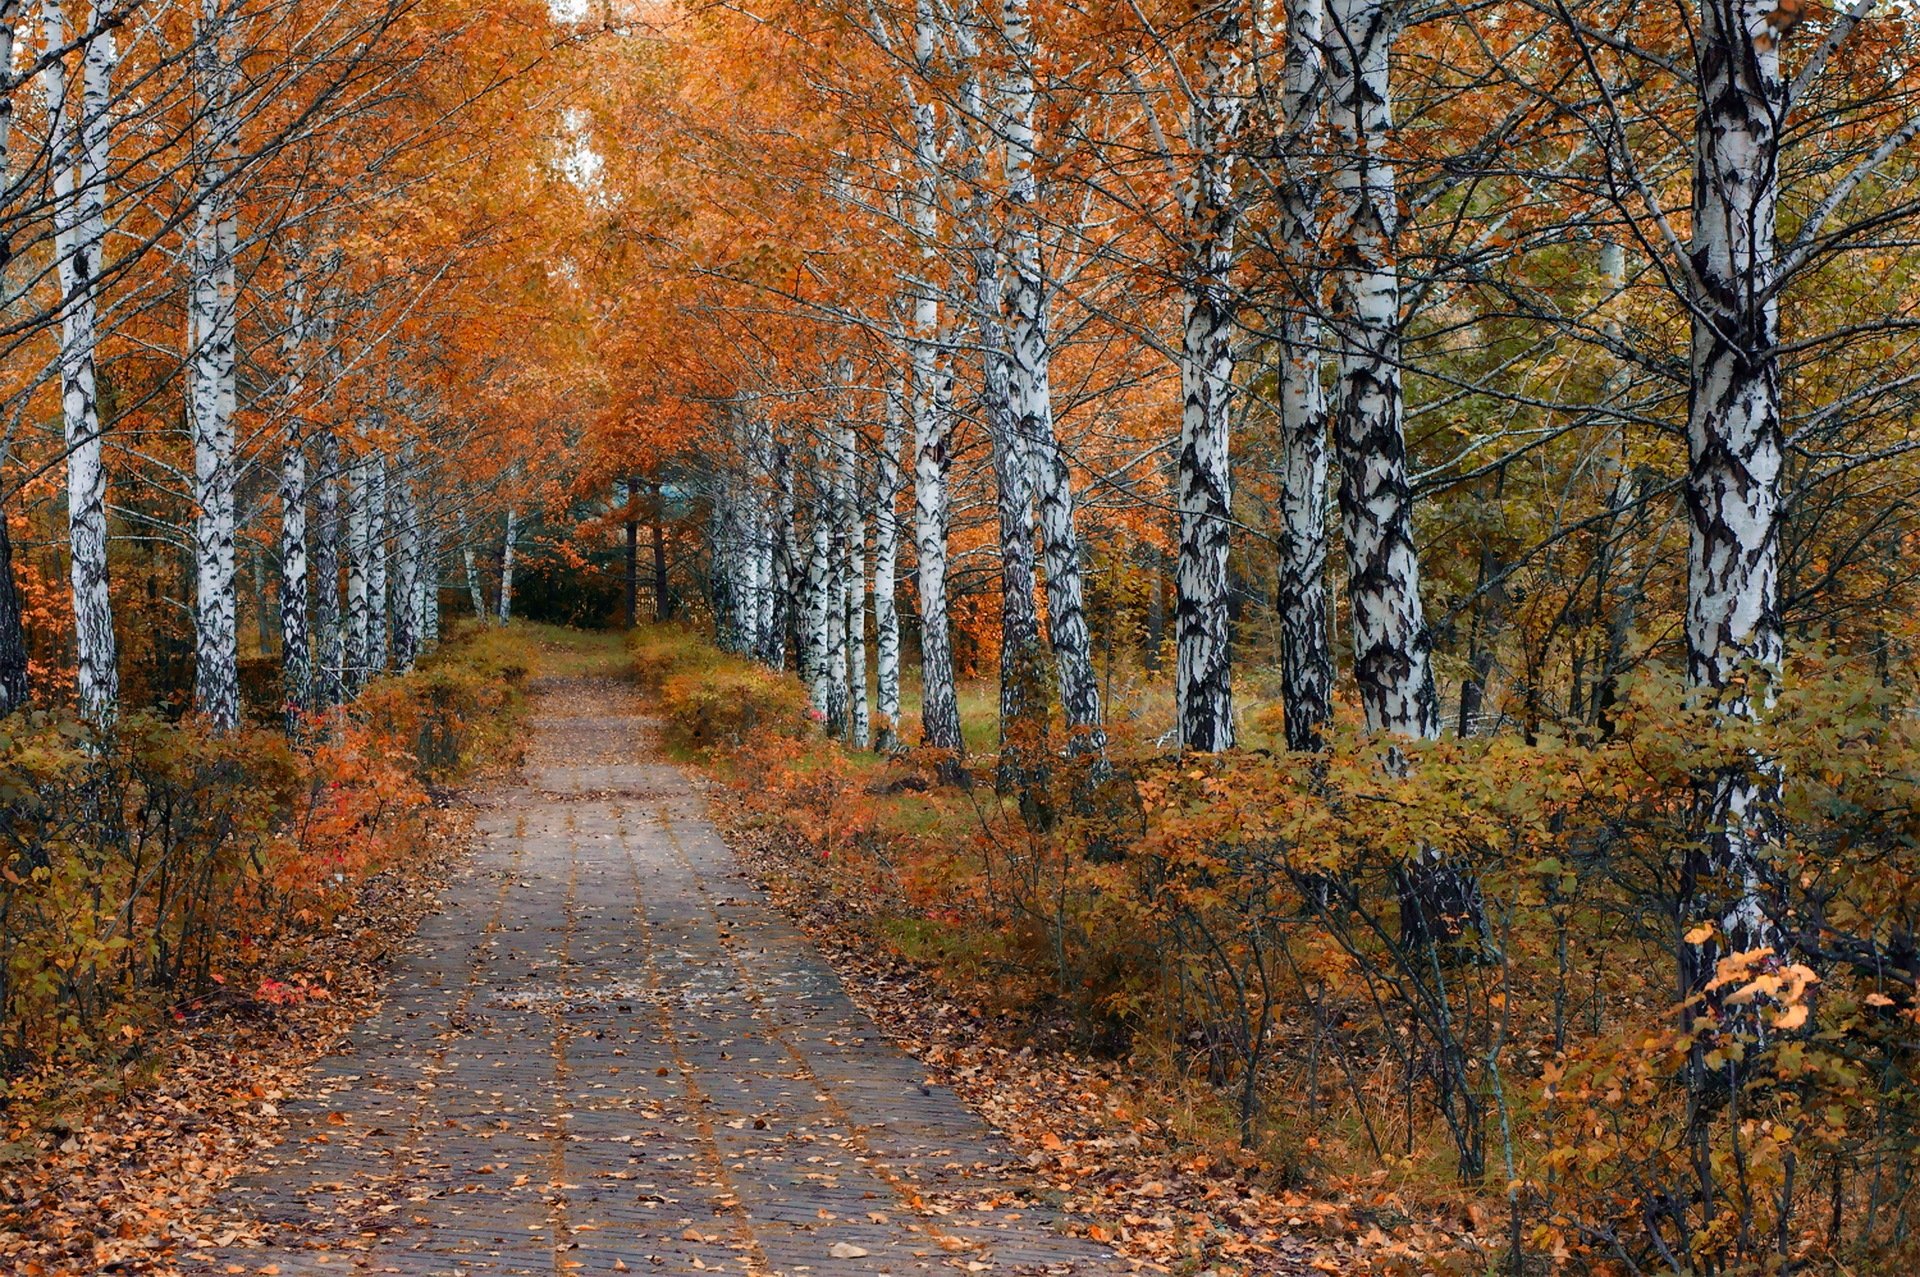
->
xmin=0 ymin=489 xmax=29 ymax=716
xmin=625 ymin=475 xmax=640 ymax=629
xmin=652 ymin=492 xmax=671 ymax=622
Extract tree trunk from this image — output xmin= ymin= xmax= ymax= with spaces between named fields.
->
xmin=458 ymin=503 xmax=487 ymax=623
xmin=497 ymin=506 xmax=517 ymax=625
xmin=653 ymin=499 xmax=671 ymax=621
xmin=278 ymin=266 xmax=311 ymax=730
xmin=189 ymin=0 xmax=241 ymax=733
xmin=1174 ymin=1 xmax=1248 ymax=755
xmin=345 ymin=451 xmax=372 ymax=693
xmin=907 ymin=0 xmax=962 ymax=755
xmin=392 ymin=448 xmax=421 ymax=671
xmin=43 ymin=1 xmax=119 ymax=726
xmin=1327 ymin=0 xmax=1466 ymax=954
xmin=874 ymin=379 xmax=904 ymax=749
xmin=420 ymin=484 xmax=440 ymax=652
xmin=0 ymin=485 xmax=27 ymax=716
xmin=1276 ymin=0 xmax=1334 ymax=753
xmin=1000 ymin=0 xmax=1104 ymax=761
xmin=626 ymin=475 xmax=640 ymax=628
xmin=766 ymin=444 xmax=794 ymax=667
xmin=313 ymin=429 xmax=343 ymax=706
xmin=822 ymin=444 xmax=849 ymax=738
xmin=841 ymin=418 xmax=869 ymax=747
xmin=368 ymin=453 xmax=390 ymax=670
xmin=1680 ymin=0 xmax=1787 ymax=1036
xmin=804 ymin=481 xmax=833 ymax=718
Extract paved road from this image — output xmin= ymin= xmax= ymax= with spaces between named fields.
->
xmin=190 ymin=677 xmax=1124 ymax=1276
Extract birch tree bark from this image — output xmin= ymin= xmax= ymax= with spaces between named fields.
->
xmin=804 ymin=478 xmax=833 ymax=717
xmin=1326 ymin=0 xmax=1467 ymax=951
xmin=1275 ymin=0 xmax=1334 ymax=752
xmin=822 ymin=441 xmax=850 ymax=738
xmin=43 ymin=0 xmax=119 ymax=725
xmin=189 ymin=0 xmax=242 ymax=732
xmin=497 ymin=506 xmax=517 ymax=624
xmin=1326 ymin=0 xmax=1437 ymax=742
xmin=874 ymin=378 xmax=904 ymax=749
xmin=279 ymin=267 xmax=312 ymax=728
xmin=907 ymin=0 xmax=964 ymax=755
xmin=392 ymin=446 xmax=421 ymax=671
xmin=840 ymin=416 xmax=869 ymax=747
xmin=345 ymin=450 xmax=372 ymax=693
xmin=1680 ymin=0 xmax=1788 ymax=1028
xmin=368 ymin=453 xmax=389 ymax=669
xmin=1175 ymin=0 xmax=1249 ymax=754
xmin=458 ymin=501 xmax=487 ymax=622
xmin=420 ymin=482 xmax=440 ymax=652
xmin=767 ymin=441 xmax=795 ymax=668
xmin=955 ymin=3 xmax=1048 ymax=780
xmin=0 ymin=5 xmax=27 ymax=714
xmin=313 ymin=428 xmax=344 ymax=706
xmin=1000 ymin=0 xmax=1104 ymax=760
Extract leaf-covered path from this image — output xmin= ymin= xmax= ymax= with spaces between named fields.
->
xmin=191 ymin=673 xmax=1124 ymax=1276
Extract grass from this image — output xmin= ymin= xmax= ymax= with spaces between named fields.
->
xmin=501 ymin=621 xmax=633 ymax=679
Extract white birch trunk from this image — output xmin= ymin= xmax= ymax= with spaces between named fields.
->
xmin=822 ymin=443 xmax=849 ymax=738
xmin=421 ymin=486 xmax=441 ymax=652
xmin=189 ymin=0 xmax=241 ymax=732
xmin=497 ymin=506 xmax=517 ymax=624
xmin=908 ymin=0 xmax=963 ymax=754
xmin=313 ymin=428 xmax=344 ymax=705
xmin=1326 ymin=0 xmax=1437 ymax=741
xmin=457 ymin=502 xmax=487 ymax=622
xmin=368 ymin=453 xmax=389 ymax=670
xmin=1681 ymin=0 xmax=1787 ymax=1014
xmin=345 ymin=452 xmax=372 ymax=693
xmin=279 ymin=268 xmax=312 ymax=729
xmin=1174 ymin=1 xmax=1248 ymax=754
xmin=955 ymin=6 xmax=1047 ymax=773
xmin=804 ymin=483 xmax=833 ymax=719
xmin=1327 ymin=0 xmax=1468 ymax=952
xmin=392 ymin=446 xmax=421 ymax=671
xmin=874 ymin=379 xmax=904 ymax=750
xmin=43 ymin=1 xmax=118 ymax=725
xmin=840 ymin=418 xmax=869 ymax=747
xmin=1000 ymin=0 xmax=1104 ymax=760
xmin=1276 ymin=0 xmax=1334 ymax=752
xmin=767 ymin=441 xmax=795 ymax=669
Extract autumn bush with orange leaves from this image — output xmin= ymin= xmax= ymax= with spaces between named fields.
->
xmin=650 ymin=631 xmax=1920 ymax=1274
xmin=0 ymin=623 xmax=530 ymax=1082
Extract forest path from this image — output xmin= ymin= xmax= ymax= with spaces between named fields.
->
xmin=192 ymin=642 xmax=1124 ymax=1277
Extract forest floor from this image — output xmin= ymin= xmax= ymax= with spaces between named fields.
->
xmin=178 ymin=634 xmax=1137 ymax=1276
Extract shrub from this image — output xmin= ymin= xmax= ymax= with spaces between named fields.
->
xmin=0 ymin=625 xmax=531 ymax=1080
xmin=659 ymin=660 xmax=809 ymax=752
xmin=627 ymin=623 xmax=716 ymax=690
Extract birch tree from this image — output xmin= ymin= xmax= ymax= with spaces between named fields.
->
xmin=279 ymin=260 xmax=313 ymax=727
xmin=189 ymin=0 xmax=243 ymax=732
xmin=840 ymin=413 xmax=869 ymax=747
xmin=873 ymin=376 xmax=904 ymax=749
xmin=907 ymin=0 xmax=963 ymax=753
xmin=1174 ymin=0 xmax=1249 ymax=754
xmin=497 ymin=504 xmax=517 ymax=624
xmin=42 ymin=0 xmax=119 ymax=725
xmin=1677 ymin=0 xmax=1790 ymax=1039
xmin=999 ymin=0 xmax=1104 ymax=759
xmin=1272 ymin=0 xmax=1333 ymax=752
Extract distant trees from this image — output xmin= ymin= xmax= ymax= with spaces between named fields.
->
xmin=0 ymin=0 xmax=595 ymax=731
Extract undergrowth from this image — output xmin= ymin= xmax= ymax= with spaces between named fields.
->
xmin=634 ymin=622 xmax=1920 ymax=1275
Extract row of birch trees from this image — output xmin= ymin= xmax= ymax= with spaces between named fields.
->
xmin=588 ymin=0 xmax=1920 ymax=1039
xmin=0 ymin=0 xmax=581 ymax=732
